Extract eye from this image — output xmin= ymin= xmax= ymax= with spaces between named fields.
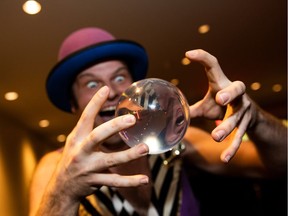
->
xmin=86 ymin=81 xmax=98 ymax=89
xmin=175 ymin=109 xmax=185 ymax=126
xmin=176 ymin=115 xmax=185 ymax=126
xmin=114 ymin=75 xmax=125 ymax=83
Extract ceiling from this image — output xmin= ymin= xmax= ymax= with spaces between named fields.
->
xmin=0 ymin=0 xmax=286 ymax=146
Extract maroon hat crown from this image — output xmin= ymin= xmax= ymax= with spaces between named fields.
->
xmin=58 ymin=27 xmax=115 ymax=60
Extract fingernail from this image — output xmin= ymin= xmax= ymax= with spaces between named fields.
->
xmin=137 ymin=144 xmax=149 ymax=155
xmin=98 ymin=86 xmax=109 ymax=97
xmin=224 ymin=155 xmax=231 ymax=163
xmin=215 ymin=130 xmax=225 ymax=141
xmin=219 ymin=93 xmax=229 ymax=105
xmin=185 ymin=50 xmax=196 ymax=57
xmin=123 ymin=115 xmax=136 ymax=123
xmin=140 ymin=177 xmax=149 ymax=184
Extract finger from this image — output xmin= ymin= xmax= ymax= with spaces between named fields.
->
xmin=216 ymin=81 xmax=246 ymax=106
xmin=220 ymin=134 xmax=241 ymax=163
xmin=79 ymin=144 xmax=149 ymax=184
xmin=74 ymin=86 xmax=109 ymax=135
xmin=220 ymin=115 xmax=250 ymax=162
xmin=85 ymin=144 xmax=149 ymax=171
xmin=91 ymin=173 xmax=149 ymax=188
xmin=185 ymin=49 xmax=231 ymax=88
xmin=211 ymin=101 xmax=247 ymax=141
xmin=212 ymin=114 xmax=240 ymax=142
xmin=189 ymin=92 xmax=224 ymax=120
xmin=83 ymin=114 xmax=136 ymax=152
xmin=189 ymin=100 xmax=204 ymax=118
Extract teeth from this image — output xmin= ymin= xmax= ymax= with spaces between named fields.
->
xmin=101 ymin=106 xmax=116 ymax=112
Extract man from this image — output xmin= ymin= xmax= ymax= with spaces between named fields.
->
xmin=29 ymin=27 xmax=287 ymax=216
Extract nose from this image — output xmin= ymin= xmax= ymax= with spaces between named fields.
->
xmin=106 ymin=84 xmax=119 ymax=100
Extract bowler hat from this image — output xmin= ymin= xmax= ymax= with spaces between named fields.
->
xmin=46 ymin=27 xmax=148 ymax=112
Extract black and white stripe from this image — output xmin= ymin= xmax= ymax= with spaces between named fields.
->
xmin=79 ymin=147 xmax=183 ymax=216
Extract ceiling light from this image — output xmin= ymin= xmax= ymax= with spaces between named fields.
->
xmin=22 ymin=0 xmax=42 ymax=15
xmin=272 ymin=84 xmax=282 ymax=92
xmin=4 ymin=92 xmax=19 ymax=101
xmin=39 ymin=119 xmax=49 ymax=128
xmin=198 ymin=24 xmax=210 ymax=34
xmin=250 ymin=82 xmax=261 ymax=91
xmin=57 ymin=134 xmax=66 ymax=143
xmin=170 ymin=79 xmax=179 ymax=86
xmin=181 ymin=57 xmax=191 ymax=65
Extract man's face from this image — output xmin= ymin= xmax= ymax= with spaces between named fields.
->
xmin=71 ymin=60 xmax=133 ymax=147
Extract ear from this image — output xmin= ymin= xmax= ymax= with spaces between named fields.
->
xmin=70 ymin=100 xmax=79 ymax=114
xmin=69 ymin=92 xmax=80 ymax=114
xmin=71 ymin=105 xmax=77 ymax=114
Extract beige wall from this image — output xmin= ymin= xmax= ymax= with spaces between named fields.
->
xmin=0 ymin=113 xmax=55 ymax=216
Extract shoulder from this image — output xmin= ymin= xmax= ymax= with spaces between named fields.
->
xmin=184 ymin=126 xmax=212 ymax=145
xmin=31 ymin=148 xmax=63 ymax=184
xmin=185 ymin=126 xmax=207 ymax=136
xmin=29 ymin=148 xmax=63 ymax=216
xmin=181 ymin=126 xmax=210 ymax=160
xmin=30 ymin=148 xmax=64 ymax=193
xmin=35 ymin=148 xmax=63 ymax=172
xmin=39 ymin=148 xmax=63 ymax=165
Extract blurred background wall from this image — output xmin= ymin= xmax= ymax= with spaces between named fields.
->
xmin=0 ymin=111 xmax=56 ymax=216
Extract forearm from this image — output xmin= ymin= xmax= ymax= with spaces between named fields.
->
xmin=35 ymin=174 xmax=80 ymax=216
xmin=36 ymin=193 xmax=79 ymax=216
xmin=247 ymin=101 xmax=287 ymax=175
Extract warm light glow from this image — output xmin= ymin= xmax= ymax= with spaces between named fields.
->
xmin=135 ymin=87 xmax=141 ymax=93
xmin=143 ymin=136 xmax=160 ymax=153
xmin=22 ymin=0 xmax=41 ymax=15
xmin=174 ymin=149 xmax=180 ymax=155
xmin=57 ymin=134 xmax=67 ymax=143
xmin=4 ymin=92 xmax=19 ymax=101
xmin=21 ymin=139 xmax=37 ymax=188
xmin=0 ymin=148 xmax=13 ymax=215
xmin=272 ymin=84 xmax=282 ymax=92
xmin=170 ymin=79 xmax=179 ymax=86
xmin=250 ymin=82 xmax=261 ymax=91
xmin=198 ymin=24 xmax=210 ymax=34
xmin=39 ymin=119 xmax=50 ymax=128
xmin=181 ymin=57 xmax=191 ymax=65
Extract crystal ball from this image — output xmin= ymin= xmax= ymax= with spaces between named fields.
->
xmin=115 ymin=78 xmax=190 ymax=154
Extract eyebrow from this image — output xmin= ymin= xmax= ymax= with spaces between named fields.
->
xmin=76 ymin=73 xmax=94 ymax=80
xmin=113 ymin=66 xmax=130 ymax=74
xmin=76 ymin=66 xmax=129 ymax=80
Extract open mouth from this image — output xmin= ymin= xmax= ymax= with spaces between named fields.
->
xmin=99 ymin=106 xmax=116 ymax=119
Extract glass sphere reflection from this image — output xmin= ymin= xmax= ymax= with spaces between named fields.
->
xmin=115 ymin=78 xmax=190 ymax=154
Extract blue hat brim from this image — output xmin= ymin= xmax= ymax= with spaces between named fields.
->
xmin=46 ymin=40 xmax=148 ymax=112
